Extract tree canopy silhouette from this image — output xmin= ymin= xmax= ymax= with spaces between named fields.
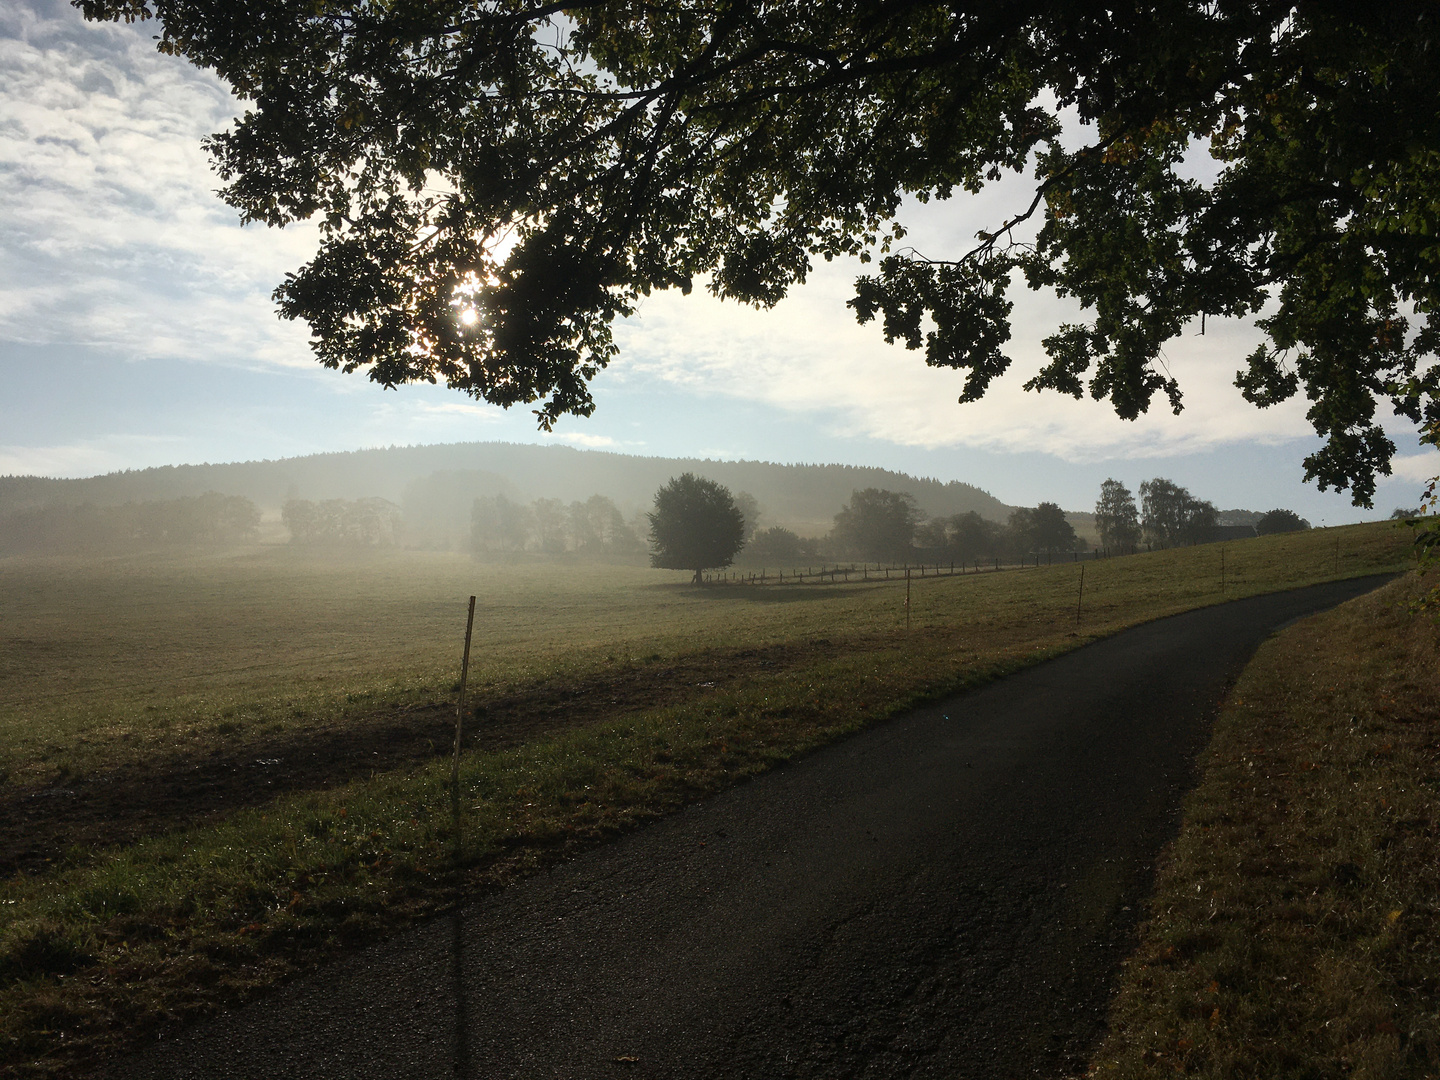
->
xmin=1010 ymin=502 xmax=1079 ymax=554
xmin=647 ymin=473 xmax=745 ymax=584
xmin=832 ymin=488 xmax=922 ymax=562
xmin=76 ymin=0 xmax=1440 ymax=504
xmin=1094 ymin=479 xmax=1141 ymax=551
xmin=1140 ymin=478 xmax=1218 ymax=548
xmin=1255 ymin=509 xmax=1311 ymax=535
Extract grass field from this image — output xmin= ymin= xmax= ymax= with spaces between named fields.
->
xmin=0 ymin=522 xmax=1416 ymax=1075
xmin=0 ymin=526 xmax=1403 ymax=784
xmin=1089 ymin=571 xmax=1440 ymax=1079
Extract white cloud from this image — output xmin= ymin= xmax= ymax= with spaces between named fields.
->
xmin=544 ymin=431 xmax=622 ymax=449
xmin=610 ymin=254 xmax=1320 ymax=463
xmin=0 ymin=0 xmax=1422 ymax=496
xmin=413 ymin=400 xmax=509 ymax=420
xmin=0 ymin=431 xmax=186 ymax=478
xmin=0 ymin=0 xmax=315 ymax=368
xmin=601 ymin=159 xmax=1423 ymax=468
xmin=1388 ymin=450 xmax=1440 ymax=483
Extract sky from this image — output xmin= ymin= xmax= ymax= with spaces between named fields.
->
xmin=2 ymin=0 xmax=1435 ymax=523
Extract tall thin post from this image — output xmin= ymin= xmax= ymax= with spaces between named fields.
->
xmin=1076 ymin=563 xmax=1085 ymax=625
xmin=452 ymin=595 xmax=476 ymax=816
xmin=1221 ymin=546 xmax=1226 ymax=594
xmin=905 ymin=567 xmax=912 ymax=631
xmin=1335 ymin=535 xmax=1340 ymax=575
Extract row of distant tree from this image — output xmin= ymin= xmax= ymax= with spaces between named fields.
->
xmin=0 ymin=477 xmax=1311 ymax=571
xmin=278 ymin=492 xmax=655 ymax=557
xmin=469 ymin=493 xmax=649 ymax=558
xmin=0 ymin=493 xmax=260 ymax=555
xmin=646 ymin=475 xmax=1319 ymax=580
xmin=284 ymin=480 xmax=1296 ymax=564
xmin=281 ymin=497 xmax=403 ymax=547
xmin=647 ymin=480 xmax=1085 ymax=574
xmin=1095 ymin=479 xmax=1309 ymax=550
xmin=811 ymin=479 xmax=1312 ymax=565
xmin=825 ymin=489 xmax=1082 ymax=563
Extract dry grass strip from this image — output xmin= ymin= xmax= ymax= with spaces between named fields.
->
xmin=1091 ymin=573 xmax=1440 ymax=1079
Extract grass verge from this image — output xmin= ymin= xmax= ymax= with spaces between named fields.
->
xmin=0 ymin=522 xmax=1415 ymax=1076
xmin=1088 ymin=572 xmax=1440 ymax=1080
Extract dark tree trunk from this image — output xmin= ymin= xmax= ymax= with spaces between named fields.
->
xmin=692 ymin=568 xmax=703 ymax=585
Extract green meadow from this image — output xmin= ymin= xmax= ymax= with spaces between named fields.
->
xmin=0 ymin=522 xmax=1415 ymax=1075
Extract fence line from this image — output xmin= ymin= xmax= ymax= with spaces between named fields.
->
xmin=700 ymin=547 xmax=1126 ymax=586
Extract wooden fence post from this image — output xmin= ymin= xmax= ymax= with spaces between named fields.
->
xmin=905 ymin=567 xmax=912 ymax=631
xmin=452 ymin=595 xmax=476 ymax=817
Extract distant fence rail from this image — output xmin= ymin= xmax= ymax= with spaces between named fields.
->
xmin=703 ymin=548 xmax=1129 ymax=586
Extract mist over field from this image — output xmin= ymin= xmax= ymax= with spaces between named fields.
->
xmin=0 ymin=439 xmax=1414 ymax=1075
xmin=0 ymin=439 xmax=1306 ymax=564
xmin=0 ymin=440 xmax=1015 ymax=553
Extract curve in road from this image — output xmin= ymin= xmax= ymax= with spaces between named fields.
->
xmin=104 ymin=575 xmax=1395 ymax=1080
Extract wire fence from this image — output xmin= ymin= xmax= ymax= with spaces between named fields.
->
xmin=702 ymin=547 xmax=1133 ymax=586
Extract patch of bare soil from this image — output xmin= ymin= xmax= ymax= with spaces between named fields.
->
xmin=0 ymin=641 xmax=840 ymax=879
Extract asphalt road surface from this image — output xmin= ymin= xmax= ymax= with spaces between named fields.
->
xmin=104 ymin=575 xmax=1393 ymax=1080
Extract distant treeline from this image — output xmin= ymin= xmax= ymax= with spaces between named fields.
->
xmin=745 ymin=480 xmax=1302 ymax=568
xmin=1 ymin=441 xmax=1015 ymax=540
xmin=0 ymin=493 xmax=260 ymax=555
xmin=917 ymin=508 xmax=1083 ymax=562
xmin=470 ymin=494 xmax=646 ymax=560
xmin=737 ymin=498 xmax=1082 ymax=566
xmin=1095 ymin=478 xmax=1308 ymax=551
xmin=281 ymin=498 xmax=403 ymax=547
xmin=272 ymin=492 xmax=646 ymax=556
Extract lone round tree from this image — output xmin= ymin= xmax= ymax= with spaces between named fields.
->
xmin=830 ymin=488 xmax=922 ymax=562
xmin=648 ymin=474 xmax=745 ymax=585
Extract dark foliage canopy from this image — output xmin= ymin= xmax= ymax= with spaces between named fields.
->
xmin=1255 ymin=508 xmax=1311 ymax=535
xmin=1008 ymin=501 xmax=1078 ymax=554
xmin=76 ymin=0 xmax=1440 ymax=504
xmin=282 ymin=496 xmax=401 ymax=546
xmin=831 ymin=488 xmax=922 ymax=562
xmin=647 ymin=473 xmax=744 ymax=581
xmin=746 ymin=525 xmax=814 ymax=564
xmin=1094 ymin=479 xmax=1141 ymax=551
xmin=915 ymin=509 xmax=1005 ymax=562
xmin=1140 ymin=477 xmax=1218 ymax=547
xmin=1 ymin=492 xmax=259 ymax=555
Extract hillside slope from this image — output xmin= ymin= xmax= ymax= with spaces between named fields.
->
xmin=0 ymin=443 xmax=1013 ymax=534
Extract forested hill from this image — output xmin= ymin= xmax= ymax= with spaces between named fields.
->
xmin=0 ymin=442 xmax=1012 ymax=534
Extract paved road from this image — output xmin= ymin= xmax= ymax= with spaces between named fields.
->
xmin=104 ymin=576 xmax=1393 ymax=1080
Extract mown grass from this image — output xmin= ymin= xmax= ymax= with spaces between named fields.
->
xmin=0 ymin=522 xmax=1413 ymax=1075
xmin=1089 ymin=572 xmax=1440 ymax=1080
xmin=0 ymin=526 xmax=1402 ymax=786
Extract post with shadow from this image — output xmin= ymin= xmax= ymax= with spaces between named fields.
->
xmin=450 ymin=596 xmax=477 ymax=1078
xmin=453 ymin=596 xmax=477 ymax=820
